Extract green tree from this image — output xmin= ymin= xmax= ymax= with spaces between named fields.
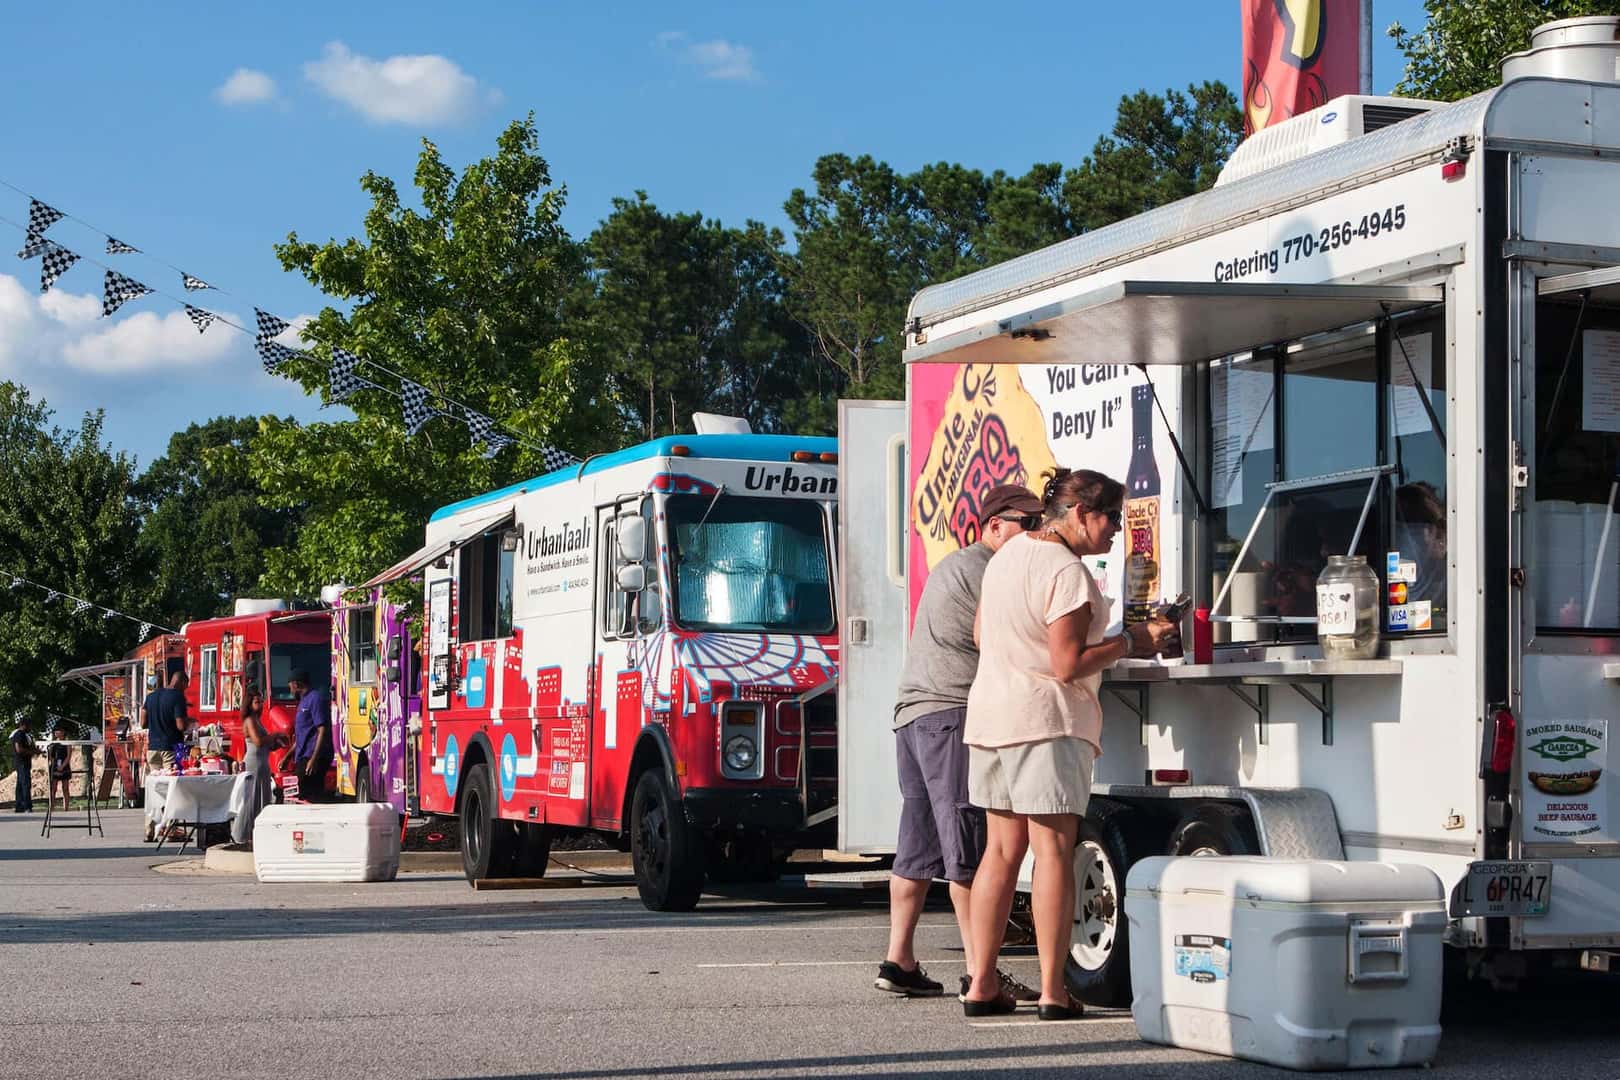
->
xmin=580 ymin=193 xmax=811 ymax=437
xmin=0 ymin=383 xmax=150 ymax=736
xmin=779 ymin=83 xmax=1238 ymax=403
xmin=1063 ymin=82 xmax=1242 ymax=233
xmin=136 ymin=416 xmax=302 ymax=624
xmin=251 ymin=117 xmax=603 ymax=595
xmin=1390 ymin=1 xmax=1620 ymax=101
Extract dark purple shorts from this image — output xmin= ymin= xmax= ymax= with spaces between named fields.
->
xmin=892 ymin=706 xmax=986 ymax=884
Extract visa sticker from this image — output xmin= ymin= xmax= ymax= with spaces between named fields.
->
xmin=1388 ymin=604 xmax=1411 ymax=632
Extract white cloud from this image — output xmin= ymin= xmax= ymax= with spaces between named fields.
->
xmin=215 ymin=68 xmax=277 ymax=106
xmin=61 ymin=309 xmax=241 ymax=375
xmin=657 ymin=32 xmax=760 ymax=82
xmin=303 ymin=42 xmax=493 ymax=125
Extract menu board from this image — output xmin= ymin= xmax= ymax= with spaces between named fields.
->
xmin=1583 ymin=330 xmax=1620 ymax=434
xmin=1211 ymin=361 xmax=1275 ymax=509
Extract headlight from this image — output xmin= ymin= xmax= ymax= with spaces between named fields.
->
xmin=724 ymin=735 xmax=757 ymax=773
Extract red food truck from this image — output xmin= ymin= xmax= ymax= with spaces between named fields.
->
xmin=179 ymin=601 xmax=333 ymax=783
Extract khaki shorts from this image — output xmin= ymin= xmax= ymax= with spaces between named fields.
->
xmin=968 ymin=737 xmax=1095 ymax=815
xmin=145 ymin=750 xmax=175 ymax=773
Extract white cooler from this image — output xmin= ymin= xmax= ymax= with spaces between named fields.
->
xmin=1126 ymin=856 xmax=1445 ymax=1071
xmin=253 ymin=803 xmax=401 ymax=882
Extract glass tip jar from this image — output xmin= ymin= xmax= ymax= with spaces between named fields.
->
xmin=1315 ymin=554 xmax=1381 ymax=660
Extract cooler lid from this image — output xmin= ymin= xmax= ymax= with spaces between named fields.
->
xmin=1125 ymin=856 xmax=1443 ymax=906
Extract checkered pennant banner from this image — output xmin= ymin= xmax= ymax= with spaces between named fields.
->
xmin=540 ymin=444 xmax=578 ymax=472
xmin=181 ymin=273 xmax=212 ymax=291
xmin=254 ymin=307 xmax=290 ymax=342
xmin=482 ymin=432 xmax=514 ymax=459
xmin=400 ymin=380 xmax=434 ymax=435
xmin=72 ymin=599 xmax=91 ymax=615
xmin=7 ymin=576 xmax=21 ymax=590
xmin=257 ymin=339 xmax=300 ymax=375
xmin=27 ymin=199 xmax=63 ymax=236
xmin=184 ymin=305 xmax=216 ymax=334
xmin=328 ymin=347 xmax=367 ymax=401
xmin=105 ymin=237 xmax=139 ymax=255
xmin=40 ymin=244 xmax=79 ymax=293
xmin=464 ymin=409 xmax=496 ymax=445
xmin=100 ymin=608 xmax=117 ymax=620
xmin=102 ymin=270 xmax=151 ymax=317
xmin=138 ymin=622 xmax=152 ymax=640
xmin=41 ymin=589 xmax=58 ymax=605
xmin=17 ymin=231 xmax=49 ymax=260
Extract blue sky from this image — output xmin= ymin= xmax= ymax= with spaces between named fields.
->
xmin=0 ymin=1 xmax=1426 ymax=466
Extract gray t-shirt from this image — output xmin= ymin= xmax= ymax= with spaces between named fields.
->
xmin=893 ymin=542 xmax=994 ymax=729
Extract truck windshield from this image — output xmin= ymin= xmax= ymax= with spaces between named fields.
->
xmin=269 ymin=643 xmax=331 ymax=702
xmin=665 ymin=495 xmax=834 ymax=634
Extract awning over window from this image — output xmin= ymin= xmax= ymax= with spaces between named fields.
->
xmin=1539 ymin=266 xmax=1620 ymax=305
xmin=903 ymin=281 xmax=1445 ymax=368
xmin=360 ymin=508 xmax=515 ymax=589
xmin=58 ymin=659 xmax=141 ymax=687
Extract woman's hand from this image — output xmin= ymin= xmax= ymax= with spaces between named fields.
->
xmin=1128 ymin=617 xmax=1180 ymax=658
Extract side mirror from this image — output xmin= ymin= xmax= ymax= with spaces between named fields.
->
xmin=617 ymin=515 xmax=647 ymax=564
xmin=616 ymin=564 xmax=647 ymax=593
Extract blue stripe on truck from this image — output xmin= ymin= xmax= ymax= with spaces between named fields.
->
xmin=428 ymin=433 xmax=839 ymax=521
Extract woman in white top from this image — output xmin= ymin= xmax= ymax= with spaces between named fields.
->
xmin=961 ymin=468 xmax=1177 ymax=1020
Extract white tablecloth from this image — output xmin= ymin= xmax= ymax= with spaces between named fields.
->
xmin=144 ymin=773 xmax=248 ymax=828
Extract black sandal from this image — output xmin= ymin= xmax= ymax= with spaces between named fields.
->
xmin=963 ymin=991 xmax=1018 ymax=1018
xmin=1037 ymin=994 xmax=1085 ymax=1021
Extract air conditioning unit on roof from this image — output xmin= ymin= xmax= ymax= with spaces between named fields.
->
xmin=1217 ymin=95 xmax=1443 ymax=187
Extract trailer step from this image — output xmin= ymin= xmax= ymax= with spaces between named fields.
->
xmin=794 ymin=869 xmax=892 ymax=890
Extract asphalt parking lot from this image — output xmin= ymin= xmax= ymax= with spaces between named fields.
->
xmin=5 ymin=809 xmax=1620 ymax=1080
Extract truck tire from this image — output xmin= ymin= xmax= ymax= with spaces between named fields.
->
xmin=631 ymin=769 xmax=705 ymax=911
xmin=1169 ymin=802 xmax=1260 ymax=857
xmin=459 ymin=762 xmax=515 ymax=882
xmin=1066 ymin=798 xmax=1157 ymax=1007
xmin=507 ymin=821 xmax=552 ymax=877
xmin=353 ymin=762 xmax=372 ymax=804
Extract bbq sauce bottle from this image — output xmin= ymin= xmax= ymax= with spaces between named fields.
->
xmin=1123 ymin=384 xmax=1162 ymax=625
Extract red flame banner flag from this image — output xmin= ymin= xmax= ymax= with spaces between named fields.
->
xmin=1243 ymin=0 xmax=1364 ymax=136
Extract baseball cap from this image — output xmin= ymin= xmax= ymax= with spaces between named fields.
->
xmin=978 ymin=484 xmax=1043 ymax=524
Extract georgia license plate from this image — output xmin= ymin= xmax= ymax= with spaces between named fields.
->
xmin=1450 ymin=861 xmax=1552 ymax=917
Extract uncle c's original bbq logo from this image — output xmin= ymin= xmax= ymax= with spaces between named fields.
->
xmin=912 ymin=363 xmax=1055 ymax=570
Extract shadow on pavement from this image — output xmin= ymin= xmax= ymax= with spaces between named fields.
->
xmin=2 ymin=895 xmax=898 ymax=945
xmin=0 ymin=844 xmax=156 ymax=861
xmin=433 ymin=1041 xmax=1151 ymax=1080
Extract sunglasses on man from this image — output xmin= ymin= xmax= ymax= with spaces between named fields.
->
xmin=994 ymin=513 xmax=1041 ymax=531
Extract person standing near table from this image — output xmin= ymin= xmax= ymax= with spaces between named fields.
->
xmin=9 ymin=716 xmax=36 ymax=813
xmin=287 ymin=670 xmax=331 ymax=801
xmin=232 ymin=688 xmax=278 ymax=846
xmin=875 ymin=484 xmax=1044 ymax=1003
xmin=142 ymin=671 xmax=189 ymax=774
xmin=960 ymin=467 xmax=1177 ymax=1020
xmin=47 ymin=723 xmax=73 ymax=813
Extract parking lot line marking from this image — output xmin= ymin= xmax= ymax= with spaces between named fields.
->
xmin=509 ymin=921 xmax=960 ymax=937
xmin=697 ymin=959 xmax=965 ymax=969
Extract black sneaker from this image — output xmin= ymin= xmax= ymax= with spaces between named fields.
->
xmin=959 ymin=970 xmax=1041 ymax=1003
xmin=875 ymin=961 xmax=943 ymax=997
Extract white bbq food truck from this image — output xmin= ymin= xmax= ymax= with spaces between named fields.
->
xmin=838 ymin=18 xmax=1620 ymax=999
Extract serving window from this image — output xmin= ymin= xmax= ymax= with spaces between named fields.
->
xmin=1531 ymin=298 xmax=1620 ymax=634
xmin=1206 ymin=308 xmax=1448 ymax=644
xmin=458 ymin=533 xmax=514 ymax=642
xmin=347 ymin=607 xmax=379 ymax=684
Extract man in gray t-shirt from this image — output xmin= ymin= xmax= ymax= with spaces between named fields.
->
xmin=876 ymin=483 xmax=1043 ymax=1000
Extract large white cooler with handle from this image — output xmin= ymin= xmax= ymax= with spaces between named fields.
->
xmin=253 ymin=803 xmax=400 ymax=882
xmin=1126 ymin=856 xmax=1445 ymax=1070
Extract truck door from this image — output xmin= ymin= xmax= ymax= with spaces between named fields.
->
xmin=589 ymin=497 xmax=650 ymax=831
xmin=836 ymin=399 xmax=907 ymax=853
